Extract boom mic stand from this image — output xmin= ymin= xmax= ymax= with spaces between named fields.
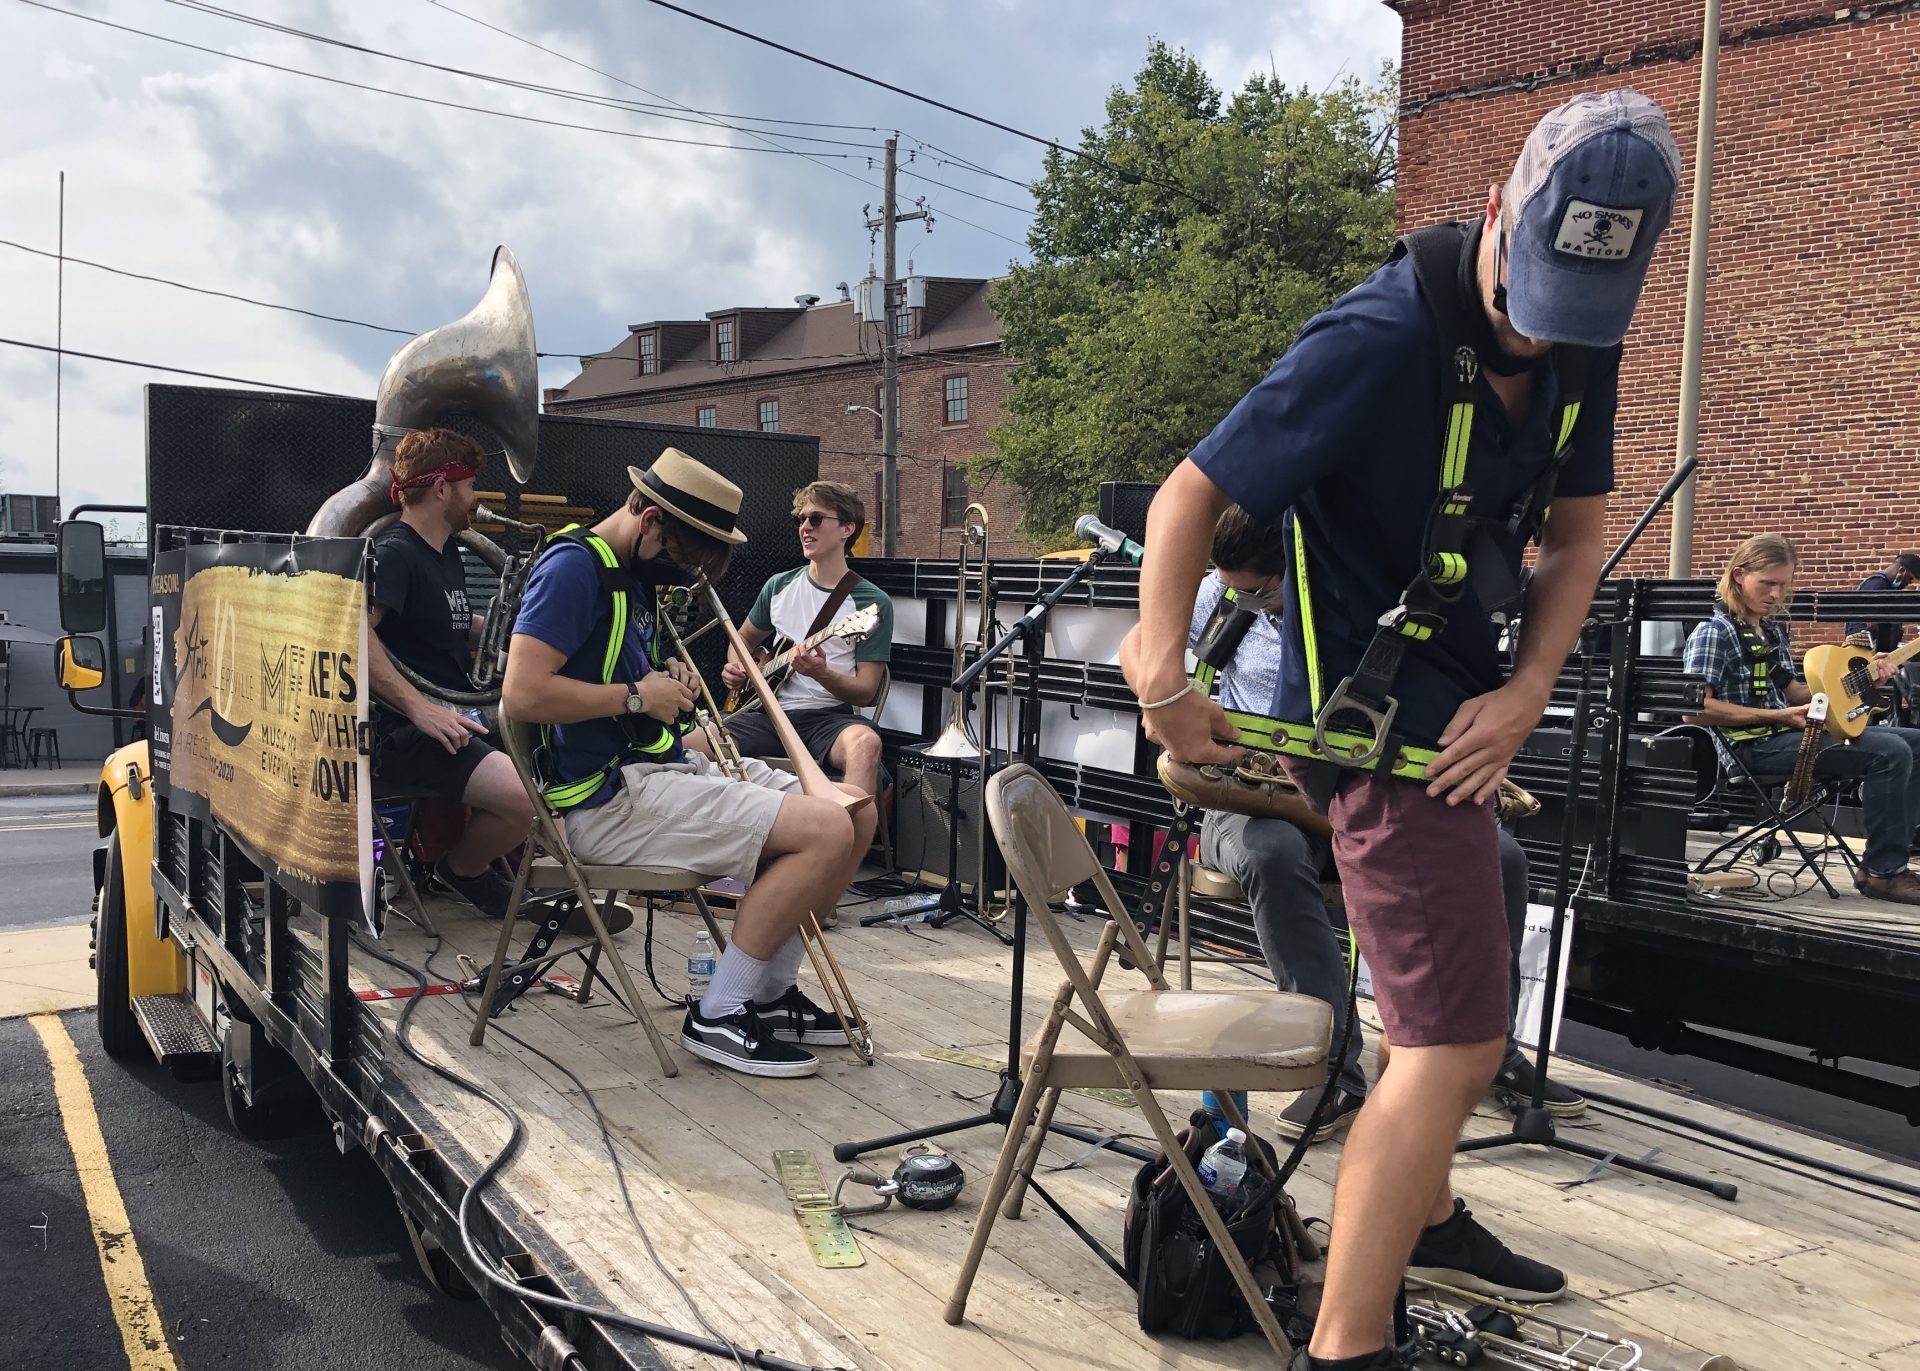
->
xmin=837 ymin=549 xmax=1154 ymax=1164
xmin=1457 ymin=456 xmax=1736 ymax=1200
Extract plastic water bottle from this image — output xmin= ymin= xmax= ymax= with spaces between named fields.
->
xmin=686 ymin=930 xmax=716 ymax=1002
xmin=1200 ymin=1090 xmax=1248 ymax=1130
xmin=1196 ymin=1127 xmax=1249 ymax=1207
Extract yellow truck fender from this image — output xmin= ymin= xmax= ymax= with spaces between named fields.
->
xmin=96 ymin=741 xmax=187 ymax=998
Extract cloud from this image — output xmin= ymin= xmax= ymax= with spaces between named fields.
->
xmin=0 ymin=0 xmax=1397 ymax=516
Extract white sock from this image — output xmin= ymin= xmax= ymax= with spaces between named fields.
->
xmin=699 ymin=944 xmax=769 ymax=1019
xmin=761 ymin=931 xmax=808 ymax=1001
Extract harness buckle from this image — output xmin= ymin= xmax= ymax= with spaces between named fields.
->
xmin=1312 ymin=677 xmax=1399 ymax=770
xmin=1378 ymin=602 xmax=1448 ymax=641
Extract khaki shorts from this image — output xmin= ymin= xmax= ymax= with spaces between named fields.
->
xmin=564 ymin=753 xmax=803 ymax=884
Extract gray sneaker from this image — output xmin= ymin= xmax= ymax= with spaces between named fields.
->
xmin=1273 ymin=1082 xmax=1366 ymax=1143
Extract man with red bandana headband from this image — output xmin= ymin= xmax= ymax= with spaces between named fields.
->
xmin=367 ymin=426 xmax=533 ymax=920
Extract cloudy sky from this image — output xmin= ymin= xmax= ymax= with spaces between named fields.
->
xmin=0 ymin=0 xmax=1400 ymax=519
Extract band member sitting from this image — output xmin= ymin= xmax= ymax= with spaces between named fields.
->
xmin=503 ymin=450 xmax=874 ymax=1079
xmin=716 ymin=481 xmax=893 ymax=797
xmin=1122 ymin=507 xmax=1581 ymax=1146
xmin=367 ymin=427 xmax=534 ymax=920
xmin=1845 ymin=553 xmax=1920 ymax=725
xmin=1684 ymin=533 xmax=1920 ymax=905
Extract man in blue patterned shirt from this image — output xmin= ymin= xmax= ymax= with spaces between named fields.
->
xmin=1682 ymin=533 xmax=1920 ymax=903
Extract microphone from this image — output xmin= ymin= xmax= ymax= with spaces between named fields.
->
xmin=1074 ymin=514 xmax=1146 ymax=566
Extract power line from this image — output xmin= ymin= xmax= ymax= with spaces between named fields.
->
xmin=635 ymin=0 xmax=1219 ymax=213
xmin=0 ymin=337 xmax=352 ymax=395
xmin=156 ymin=0 xmax=881 ymax=150
xmin=13 ymin=0 xmax=869 ymax=159
xmin=423 ymin=0 xmax=1030 ymax=251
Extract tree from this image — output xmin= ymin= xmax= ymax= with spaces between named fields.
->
xmin=978 ymin=45 xmax=1398 ymax=546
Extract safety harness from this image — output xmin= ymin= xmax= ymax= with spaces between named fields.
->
xmin=1211 ymin=222 xmax=1591 ymax=799
xmin=1718 ymin=613 xmax=1795 ymax=744
xmin=536 ymin=527 xmax=679 ymax=811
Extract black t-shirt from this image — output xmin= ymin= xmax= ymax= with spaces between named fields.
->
xmin=371 ymin=522 xmax=475 ymax=694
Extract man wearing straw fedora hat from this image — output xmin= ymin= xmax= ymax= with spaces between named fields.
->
xmin=505 ymin=448 xmax=874 ymax=1079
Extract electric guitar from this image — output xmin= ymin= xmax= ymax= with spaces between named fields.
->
xmin=1803 ymin=634 xmax=1920 ymax=739
xmin=722 ymin=603 xmax=881 ymax=715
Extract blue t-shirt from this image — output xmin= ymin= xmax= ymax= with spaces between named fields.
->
xmin=1189 ymin=252 xmax=1620 ymax=747
xmin=513 ymin=540 xmax=683 ymax=810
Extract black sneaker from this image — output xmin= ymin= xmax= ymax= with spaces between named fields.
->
xmin=681 ymin=1004 xmax=818 ymax=1078
xmin=1408 ymin=1199 xmax=1566 ymax=1302
xmin=1491 ymin=1053 xmax=1587 ymax=1118
xmin=756 ymin=983 xmax=866 ymax=1046
xmin=1274 ymin=1082 xmax=1367 ymax=1142
xmin=434 ymin=857 xmax=514 ymax=920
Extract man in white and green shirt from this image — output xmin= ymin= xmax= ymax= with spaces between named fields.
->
xmin=719 ymin=481 xmax=894 ymax=795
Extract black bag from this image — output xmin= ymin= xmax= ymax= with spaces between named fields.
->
xmin=1121 ymin=1112 xmax=1301 ymax=1340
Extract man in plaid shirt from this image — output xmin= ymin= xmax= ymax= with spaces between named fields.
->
xmin=1683 ymin=533 xmax=1920 ymax=904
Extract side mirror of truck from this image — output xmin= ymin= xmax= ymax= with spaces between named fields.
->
xmin=57 ymin=519 xmax=108 ymax=634
xmin=57 ymin=635 xmax=106 ymax=692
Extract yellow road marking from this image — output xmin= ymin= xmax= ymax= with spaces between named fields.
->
xmin=0 ymin=822 xmax=93 ymax=832
xmin=30 ymin=1014 xmax=182 ymax=1371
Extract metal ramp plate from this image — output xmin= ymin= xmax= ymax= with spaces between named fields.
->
xmin=773 ymin=1149 xmax=863 ymax=1268
xmin=132 ymin=993 xmax=220 ymax=1074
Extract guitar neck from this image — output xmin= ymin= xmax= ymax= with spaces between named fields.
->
xmin=765 ymin=621 xmax=842 ymax=674
xmin=1884 ymin=637 xmax=1920 ymax=671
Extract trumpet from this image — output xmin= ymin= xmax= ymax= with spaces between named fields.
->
xmin=655 ymin=588 xmax=875 ymax=1064
xmin=1407 ymin=1277 xmax=1644 ymax=1370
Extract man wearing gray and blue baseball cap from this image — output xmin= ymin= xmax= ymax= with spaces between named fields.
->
xmin=1124 ymin=90 xmax=1680 ymax=1370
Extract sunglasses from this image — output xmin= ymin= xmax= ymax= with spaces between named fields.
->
xmin=792 ymin=511 xmax=841 ymax=529
xmin=1491 ymin=225 xmax=1510 ymax=317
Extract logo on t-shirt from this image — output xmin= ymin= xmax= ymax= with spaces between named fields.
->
xmin=446 ymin=587 xmax=470 ymax=629
xmin=1552 ymin=198 xmax=1643 ymax=261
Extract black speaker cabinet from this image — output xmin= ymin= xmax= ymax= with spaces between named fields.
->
xmin=1098 ymin=480 xmax=1158 ymax=545
xmin=892 ymin=746 xmax=1008 ymax=893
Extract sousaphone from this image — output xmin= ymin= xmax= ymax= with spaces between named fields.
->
xmin=307 ymin=245 xmax=540 ymax=705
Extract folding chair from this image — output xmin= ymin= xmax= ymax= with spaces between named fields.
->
xmin=1680 ymin=724 xmax=1862 ymax=899
xmin=468 ymin=703 xmax=731 ymax=1076
xmin=944 ymin=764 xmax=1330 ymax=1359
xmin=369 ymin=781 xmax=441 ymax=937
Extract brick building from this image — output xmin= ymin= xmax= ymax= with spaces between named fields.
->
xmin=543 ymin=277 xmax=1025 ymax=557
xmin=1393 ymin=1 xmax=1920 ymax=594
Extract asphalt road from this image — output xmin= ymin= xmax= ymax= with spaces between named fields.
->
xmin=0 ymin=792 xmax=98 ymax=932
xmin=0 ymin=1012 xmax=521 ymax=1371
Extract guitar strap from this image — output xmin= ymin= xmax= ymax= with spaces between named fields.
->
xmin=802 ymin=571 xmax=861 ymax=641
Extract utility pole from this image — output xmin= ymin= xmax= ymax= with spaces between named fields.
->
xmin=866 ymin=136 xmax=926 ymax=557
xmin=1668 ymin=0 xmax=1720 ymax=578
xmin=55 ymin=171 xmax=65 ymax=516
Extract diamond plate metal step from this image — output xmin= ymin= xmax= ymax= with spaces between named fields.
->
xmin=132 ymin=993 xmax=220 ymax=1077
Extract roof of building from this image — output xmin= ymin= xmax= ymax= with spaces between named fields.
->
xmin=550 ymin=277 xmax=1003 ymax=406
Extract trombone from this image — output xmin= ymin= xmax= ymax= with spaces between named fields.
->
xmin=655 ymin=587 xmax=875 ymax=1064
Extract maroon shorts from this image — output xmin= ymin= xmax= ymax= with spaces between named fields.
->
xmin=1285 ymin=760 xmax=1510 ymax=1048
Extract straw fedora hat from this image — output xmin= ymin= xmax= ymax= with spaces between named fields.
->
xmin=626 ymin=448 xmax=748 ymax=545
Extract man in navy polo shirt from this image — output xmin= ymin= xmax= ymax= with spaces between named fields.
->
xmin=1124 ymin=91 xmax=1680 ymax=1370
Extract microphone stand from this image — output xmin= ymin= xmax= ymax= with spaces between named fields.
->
xmin=836 ymin=549 xmax=1155 ymax=1164
xmin=1457 ymin=456 xmax=1736 ymax=1200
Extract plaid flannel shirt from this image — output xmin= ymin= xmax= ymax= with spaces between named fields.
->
xmin=1682 ymin=610 xmax=1798 ymax=731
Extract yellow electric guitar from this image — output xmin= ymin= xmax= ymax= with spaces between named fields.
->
xmin=1802 ymin=635 xmax=1920 ymax=739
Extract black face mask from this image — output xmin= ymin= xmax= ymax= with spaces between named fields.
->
xmin=634 ymin=555 xmax=693 ymax=591
xmin=1458 ymin=218 xmax=1547 ymax=378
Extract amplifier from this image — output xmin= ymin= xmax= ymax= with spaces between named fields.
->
xmin=892 ymin=747 xmax=1009 ymax=893
xmin=1098 ymin=481 xmax=1157 ymax=545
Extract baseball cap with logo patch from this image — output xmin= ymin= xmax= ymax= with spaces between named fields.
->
xmin=1503 ymin=89 xmax=1681 ymax=349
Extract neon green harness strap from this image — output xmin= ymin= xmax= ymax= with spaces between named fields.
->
xmin=540 ymin=527 xmax=674 ymax=811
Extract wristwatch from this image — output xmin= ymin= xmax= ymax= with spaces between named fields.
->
xmin=624 ymin=681 xmax=645 ymax=715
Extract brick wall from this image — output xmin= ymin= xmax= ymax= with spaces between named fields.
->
xmin=1396 ymin=3 xmax=1920 ymax=608
xmin=555 ymin=354 xmax=1024 ymax=557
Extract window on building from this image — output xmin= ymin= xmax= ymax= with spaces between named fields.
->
xmin=944 ymin=374 xmax=969 ymax=424
xmin=696 ymin=405 xmax=717 ymax=428
xmin=758 ymin=398 xmax=780 ymax=433
xmin=715 ymin=318 xmax=735 ymax=362
xmin=893 ymin=309 xmax=912 ymax=338
xmin=943 ymin=465 xmax=969 ymax=528
xmin=637 ymin=331 xmax=657 ymax=375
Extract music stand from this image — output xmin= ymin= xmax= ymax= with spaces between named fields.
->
xmin=1457 ymin=456 xmax=1736 ymax=1200
xmin=836 ymin=549 xmax=1155 ymax=1164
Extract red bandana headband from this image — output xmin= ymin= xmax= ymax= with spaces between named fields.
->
xmin=389 ymin=459 xmax=477 ymax=505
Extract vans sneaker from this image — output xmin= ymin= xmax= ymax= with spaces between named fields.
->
xmin=1408 ymin=1199 xmax=1567 ymax=1302
xmin=681 ymin=1004 xmax=818 ymax=1079
xmin=1491 ymin=1053 xmax=1587 ymax=1118
xmin=1274 ymin=1083 xmax=1367 ymax=1142
xmin=756 ymin=983 xmax=866 ymax=1046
